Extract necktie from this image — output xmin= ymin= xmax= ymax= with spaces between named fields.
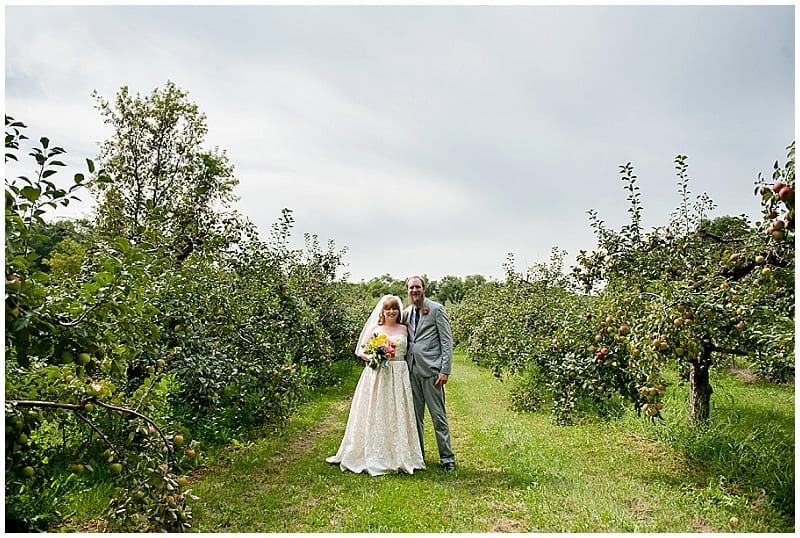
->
xmin=413 ymin=307 xmax=420 ymax=331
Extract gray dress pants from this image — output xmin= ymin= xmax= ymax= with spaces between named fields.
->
xmin=410 ymin=371 xmax=455 ymax=465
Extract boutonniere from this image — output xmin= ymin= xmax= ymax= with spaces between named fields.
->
xmin=422 ymin=308 xmax=429 ymax=315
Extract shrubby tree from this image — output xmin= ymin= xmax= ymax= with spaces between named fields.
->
xmin=435 ymin=275 xmax=465 ymax=304
xmin=155 ymin=209 xmax=354 ymax=441
xmin=434 ymin=274 xmax=488 ymax=305
xmin=451 ymin=249 xmax=595 ymax=420
xmin=91 ymin=81 xmax=240 ymax=260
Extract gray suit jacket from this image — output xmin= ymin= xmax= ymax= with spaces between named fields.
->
xmin=403 ymin=298 xmax=453 ymax=377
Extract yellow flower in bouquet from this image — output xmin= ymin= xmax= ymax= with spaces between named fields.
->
xmin=362 ymin=333 xmax=397 ymax=369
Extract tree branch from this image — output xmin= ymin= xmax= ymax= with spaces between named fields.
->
xmin=8 ymin=397 xmax=173 ymax=458
xmin=708 ymin=344 xmax=750 ymax=357
xmin=73 ymin=409 xmax=118 ymax=455
xmin=697 ymin=230 xmax=744 ymax=243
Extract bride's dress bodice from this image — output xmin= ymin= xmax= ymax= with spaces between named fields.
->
xmin=384 ymin=333 xmax=407 ymax=360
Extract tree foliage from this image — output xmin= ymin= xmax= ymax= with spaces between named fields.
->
xmin=453 ymin=144 xmax=795 ymax=425
xmin=359 ymin=272 xmax=489 ymax=306
xmin=91 ymin=81 xmax=240 ymax=261
xmin=5 ymin=84 xmax=362 ymax=531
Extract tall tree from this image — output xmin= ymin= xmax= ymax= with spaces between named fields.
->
xmin=91 ymin=81 xmax=240 ymax=259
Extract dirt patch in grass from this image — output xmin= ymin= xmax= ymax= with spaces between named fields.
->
xmin=691 ymin=516 xmax=715 ymax=532
xmin=623 ymin=432 xmax=699 ymax=469
xmin=630 ymin=497 xmax=657 ymax=520
xmin=486 ymin=516 xmax=526 ymax=532
xmin=289 ymin=398 xmax=350 ymax=454
xmin=730 ymin=367 xmax=759 ymax=383
xmin=50 ymin=516 xmax=110 ymax=533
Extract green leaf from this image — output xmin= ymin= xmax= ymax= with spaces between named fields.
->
xmin=31 ymin=271 xmax=50 ymax=283
xmin=94 ymin=271 xmax=116 ymax=286
xmin=14 ymin=316 xmax=30 ymax=332
xmin=113 ymin=237 xmax=131 ymax=251
xmin=20 ymin=186 xmax=41 ymax=202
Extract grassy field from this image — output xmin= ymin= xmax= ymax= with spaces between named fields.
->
xmin=186 ymin=351 xmax=794 ymax=532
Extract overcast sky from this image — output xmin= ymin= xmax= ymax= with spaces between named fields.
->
xmin=5 ymin=3 xmax=795 ymax=282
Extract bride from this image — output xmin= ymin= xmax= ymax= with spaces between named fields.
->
xmin=326 ymin=294 xmax=425 ymax=475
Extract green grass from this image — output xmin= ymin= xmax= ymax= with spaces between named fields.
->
xmin=186 ymin=351 xmax=794 ymax=532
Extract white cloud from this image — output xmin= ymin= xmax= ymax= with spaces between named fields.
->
xmin=5 ymin=4 xmax=794 ymax=283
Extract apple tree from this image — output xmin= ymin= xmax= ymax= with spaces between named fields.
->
xmin=451 ymin=249 xmax=599 ymax=421
xmin=568 ymin=146 xmax=794 ymax=422
xmin=5 ymin=116 xmax=197 ymax=531
xmin=454 ymin=144 xmax=793 ymax=426
xmin=86 ymin=81 xmax=360 ymax=442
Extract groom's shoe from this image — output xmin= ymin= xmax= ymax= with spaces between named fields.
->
xmin=442 ymin=462 xmax=455 ymax=472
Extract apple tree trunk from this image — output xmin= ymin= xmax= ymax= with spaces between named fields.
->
xmin=688 ymin=351 xmax=713 ymax=423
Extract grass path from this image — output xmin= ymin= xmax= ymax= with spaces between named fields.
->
xmin=188 ymin=351 xmax=792 ymax=532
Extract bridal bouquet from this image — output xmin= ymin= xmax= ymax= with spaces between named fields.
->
xmin=363 ymin=333 xmax=396 ymax=369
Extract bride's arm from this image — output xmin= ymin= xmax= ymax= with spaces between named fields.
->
xmin=357 ymin=324 xmax=378 ymax=363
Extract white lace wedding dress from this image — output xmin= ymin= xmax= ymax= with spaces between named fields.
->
xmin=326 ymin=334 xmax=426 ymax=475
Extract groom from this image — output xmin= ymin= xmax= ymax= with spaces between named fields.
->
xmin=403 ymin=275 xmax=456 ymax=472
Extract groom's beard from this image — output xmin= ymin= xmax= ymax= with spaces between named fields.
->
xmin=408 ymin=294 xmax=425 ymax=308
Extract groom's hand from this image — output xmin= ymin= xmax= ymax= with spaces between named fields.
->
xmin=434 ymin=373 xmax=449 ymax=387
